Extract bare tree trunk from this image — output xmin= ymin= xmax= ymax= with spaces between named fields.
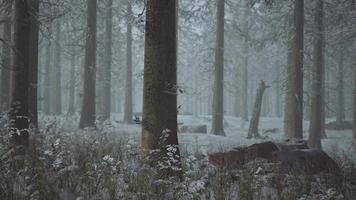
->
xmin=79 ymin=0 xmax=97 ymax=129
xmin=0 ymin=0 xmax=12 ymax=112
xmin=308 ymin=0 xmax=323 ymax=150
xmin=241 ymin=0 xmax=249 ymax=121
xmin=101 ymin=0 xmax=113 ymax=120
xmin=248 ymin=80 xmax=269 ymax=138
xmin=141 ymin=0 xmax=180 ymax=164
xmin=336 ymin=46 xmax=345 ymax=126
xmin=353 ymin=63 xmax=356 ymax=141
xmin=211 ymin=0 xmax=225 ymax=136
xmin=123 ymin=2 xmax=133 ymax=124
xmin=275 ymin=67 xmax=281 ymax=118
xmin=287 ymin=0 xmax=304 ymax=139
xmin=284 ymin=12 xmax=294 ymax=137
xmin=28 ymin=0 xmax=39 ymax=129
xmin=43 ymin=38 xmax=51 ymax=114
xmin=9 ymin=0 xmax=31 ymax=149
xmin=53 ymin=19 xmax=62 ymax=115
xmin=68 ymin=48 xmax=76 ymax=115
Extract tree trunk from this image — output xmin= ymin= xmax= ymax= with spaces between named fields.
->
xmin=141 ymin=0 xmax=180 ymax=164
xmin=336 ymin=46 xmax=345 ymax=125
xmin=9 ymin=0 xmax=31 ymax=149
xmin=284 ymin=12 xmax=294 ymax=137
xmin=68 ymin=48 xmax=76 ymax=115
xmin=101 ymin=0 xmax=113 ymax=121
xmin=0 ymin=1 xmax=12 ymax=112
xmin=248 ymin=80 xmax=269 ymax=138
xmin=211 ymin=0 xmax=225 ymax=136
xmin=353 ymin=63 xmax=356 ymax=141
xmin=43 ymin=38 xmax=51 ymax=114
xmin=53 ymin=19 xmax=62 ymax=115
xmin=287 ymin=0 xmax=304 ymax=139
xmin=79 ymin=0 xmax=97 ymax=129
xmin=308 ymin=0 xmax=323 ymax=150
xmin=241 ymin=0 xmax=249 ymax=121
xmin=275 ymin=67 xmax=281 ymax=118
xmin=123 ymin=2 xmax=133 ymax=124
xmin=28 ymin=0 xmax=39 ymax=129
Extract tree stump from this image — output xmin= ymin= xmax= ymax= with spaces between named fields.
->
xmin=248 ymin=80 xmax=270 ymax=138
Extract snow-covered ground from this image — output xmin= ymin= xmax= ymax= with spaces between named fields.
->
xmin=88 ymin=113 xmax=356 ymax=159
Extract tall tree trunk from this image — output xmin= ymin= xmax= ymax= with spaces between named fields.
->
xmin=123 ymin=2 xmax=133 ymax=124
xmin=28 ymin=0 xmax=39 ymax=129
xmin=211 ymin=0 xmax=225 ymax=136
xmin=68 ymin=48 xmax=76 ymax=115
xmin=287 ymin=0 xmax=304 ymax=139
xmin=336 ymin=46 xmax=345 ymax=125
xmin=79 ymin=0 xmax=97 ymax=129
xmin=0 ymin=0 xmax=12 ymax=112
xmin=9 ymin=0 xmax=31 ymax=149
xmin=43 ymin=38 xmax=51 ymax=114
xmin=308 ymin=0 xmax=323 ymax=150
xmin=141 ymin=0 xmax=180 ymax=164
xmin=248 ymin=80 xmax=269 ymax=138
xmin=353 ymin=63 xmax=356 ymax=140
xmin=101 ymin=0 xmax=113 ymax=120
xmin=241 ymin=0 xmax=249 ymax=121
xmin=275 ymin=67 xmax=281 ymax=118
xmin=284 ymin=12 xmax=294 ymax=137
xmin=53 ymin=19 xmax=62 ymax=115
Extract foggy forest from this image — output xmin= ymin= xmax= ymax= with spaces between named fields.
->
xmin=0 ymin=0 xmax=356 ymax=199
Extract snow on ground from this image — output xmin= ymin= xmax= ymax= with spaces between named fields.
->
xmin=44 ymin=113 xmax=356 ymax=159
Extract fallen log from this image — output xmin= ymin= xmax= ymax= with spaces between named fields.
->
xmin=208 ymin=141 xmax=340 ymax=175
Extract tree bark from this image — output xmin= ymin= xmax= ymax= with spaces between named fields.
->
xmin=241 ymin=0 xmax=249 ymax=122
xmin=123 ymin=2 xmax=133 ymax=124
xmin=0 ymin=0 xmax=12 ymax=112
xmin=287 ymin=0 xmax=304 ymax=139
xmin=79 ymin=0 xmax=97 ymax=129
xmin=43 ymin=38 xmax=51 ymax=114
xmin=284 ymin=12 xmax=294 ymax=137
xmin=308 ymin=0 xmax=323 ymax=150
xmin=68 ymin=47 xmax=76 ymax=115
xmin=336 ymin=46 xmax=345 ymax=125
xmin=53 ymin=19 xmax=62 ymax=115
xmin=248 ymin=80 xmax=269 ymax=138
xmin=353 ymin=63 xmax=356 ymax=141
xmin=9 ymin=0 xmax=31 ymax=149
xmin=28 ymin=0 xmax=39 ymax=129
xmin=141 ymin=0 xmax=180 ymax=162
xmin=211 ymin=0 xmax=225 ymax=136
xmin=101 ymin=0 xmax=113 ymax=121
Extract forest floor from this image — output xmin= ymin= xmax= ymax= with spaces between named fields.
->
xmin=1 ymin=114 xmax=355 ymax=199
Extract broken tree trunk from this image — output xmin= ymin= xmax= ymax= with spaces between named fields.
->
xmin=248 ymin=80 xmax=270 ymax=138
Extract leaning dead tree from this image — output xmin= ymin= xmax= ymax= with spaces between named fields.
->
xmin=248 ymin=80 xmax=270 ymax=138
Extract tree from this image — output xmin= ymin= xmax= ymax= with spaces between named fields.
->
xmin=101 ymin=0 xmax=113 ymax=121
xmin=9 ymin=0 xmax=31 ymax=149
xmin=79 ymin=0 xmax=97 ymax=129
xmin=241 ymin=0 xmax=250 ymax=122
xmin=248 ymin=80 xmax=269 ymax=138
xmin=353 ymin=63 xmax=356 ymax=140
xmin=308 ymin=0 xmax=323 ymax=149
xmin=141 ymin=0 xmax=180 ymax=163
xmin=68 ymin=46 xmax=76 ymax=115
xmin=123 ymin=1 xmax=133 ymax=124
xmin=53 ymin=19 xmax=62 ymax=115
xmin=211 ymin=0 xmax=225 ymax=136
xmin=286 ymin=0 xmax=304 ymax=139
xmin=43 ymin=38 xmax=52 ymax=114
xmin=0 ymin=0 xmax=12 ymax=112
xmin=335 ymin=45 xmax=345 ymax=126
xmin=28 ymin=0 xmax=40 ymax=128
